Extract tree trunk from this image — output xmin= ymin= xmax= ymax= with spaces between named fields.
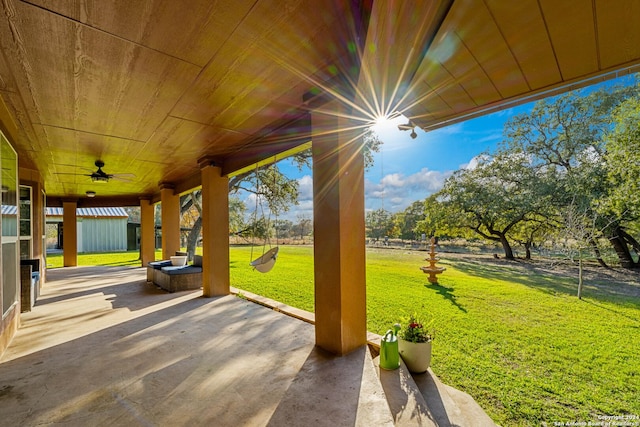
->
xmin=607 ymin=226 xmax=636 ymax=269
xmin=499 ymin=234 xmax=515 ymax=260
xmin=618 ymin=228 xmax=640 ymax=267
xmin=524 ymin=241 xmax=531 ymax=260
xmin=577 ymin=249 xmax=583 ymax=299
xmin=589 ymin=238 xmax=609 ymax=268
xmin=186 ymin=217 xmax=202 ymax=261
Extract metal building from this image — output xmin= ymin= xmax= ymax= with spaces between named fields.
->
xmin=46 ymin=208 xmax=128 ymax=253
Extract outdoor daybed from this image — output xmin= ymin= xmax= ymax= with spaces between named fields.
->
xmin=146 ymin=251 xmax=189 ymax=282
xmin=147 ymin=254 xmax=203 ymax=293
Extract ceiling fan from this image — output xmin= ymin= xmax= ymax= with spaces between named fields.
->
xmin=56 ymin=160 xmax=135 ymax=183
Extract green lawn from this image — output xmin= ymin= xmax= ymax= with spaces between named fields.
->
xmin=46 ymin=246 xmax=640 ymax=426
xmin=232 ymin=246 xmax=639 ymax=426
xmin=45 ymin=250 xmax=164 ymax=268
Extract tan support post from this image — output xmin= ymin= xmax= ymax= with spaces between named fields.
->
xmin=160 ymin=184 xmax=180 ymax=260
xmin=200 ymin=161 xmax=230 ymax=297
xmin=62 ymin=200 xmax=77 ymax=267
xmin=140 ymin=198 xmax=155 ymax=266
xmin=311 ymin=100 xmax=367 ymax=355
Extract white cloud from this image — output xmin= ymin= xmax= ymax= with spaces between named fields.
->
xmin=290 ymin=200 xmax=314 ymax=219
xmin=404 ymin=168 xmax=448 ymax=191
xmin=294 ymin=175 xmax=314 ymax=217
xmin=245 ymin=192 xmax=258 ymax=206
xmin=297 ymin=175 xmax=313 ymax=201
xmin=461 ymin=154 xmax=490 ymax=170
xmin=381 ymin=173 xmax=404 ymax=188
xmin=276 ymin=175 xmax=314 ymax=221
xmin=365 ymin=167 xmax=451 ymax=212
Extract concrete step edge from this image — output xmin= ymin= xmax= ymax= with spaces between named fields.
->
xmin=372 ymin=355 xmax=438 ymax=426
xmin=440 ymin=381 xmax=498 ymax=427
xmin=412 ymin=369 xmax=497 ymax=427
xmin=359 ymin=348 xmax=397 ymax=426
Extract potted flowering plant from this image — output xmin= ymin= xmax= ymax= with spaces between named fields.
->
xmin=397 ymin=313 xmax=435 ymax=373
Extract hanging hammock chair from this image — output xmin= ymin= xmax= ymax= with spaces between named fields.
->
xmin=249 ymin=162 xmax=280 ymax=273
xmin=250 ymin=246 xmax=279 ymax=273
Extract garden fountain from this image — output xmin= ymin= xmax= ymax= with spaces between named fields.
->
xmin=420 ymin=237 xmax=445 ymax=284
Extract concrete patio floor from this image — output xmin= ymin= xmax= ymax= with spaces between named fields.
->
xmin=0 ymin=266 xmax=393 ymax=426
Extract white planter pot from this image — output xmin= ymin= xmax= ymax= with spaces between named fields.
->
xmin=398 ymin=339 xmax=432 ymax=373
xmin=170 ymin=255 xmax=187 ymax=266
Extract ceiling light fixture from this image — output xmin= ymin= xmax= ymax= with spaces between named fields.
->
xmin=86 ymin=191 xmax=96 ymax=197
xmin=91 ymin=175 xmax=109 ymax=183
xmin=398 ymin=120 xmax=418 ymax=139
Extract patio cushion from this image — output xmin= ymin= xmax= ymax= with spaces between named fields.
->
xmin=149 ymin=260 xmax=172 ymax=269
xmin=161 ymin=265 xmax=203 ymax=275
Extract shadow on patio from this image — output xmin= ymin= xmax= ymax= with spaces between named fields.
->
xmin=0 ymin=266 xmax=392 ymax=426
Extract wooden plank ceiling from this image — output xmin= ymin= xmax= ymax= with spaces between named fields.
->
xmin=0 ymin=0 xmax=639 ymax=205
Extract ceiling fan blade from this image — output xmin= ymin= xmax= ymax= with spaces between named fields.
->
xmin=54 ymin=161 xmax=134 ymax=183
xmin=111 ymin=175 xmax=135 ymax=182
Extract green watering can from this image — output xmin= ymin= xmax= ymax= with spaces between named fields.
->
xmin=380 ymin=324 xmax=401 ymax=370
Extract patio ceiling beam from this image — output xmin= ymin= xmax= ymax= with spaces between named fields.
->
xmin=221 ymin=114 xmax=312 ymax=177
xmin=46 ymin=195 xmax=148 ymax=208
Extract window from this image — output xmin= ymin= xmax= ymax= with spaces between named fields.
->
xmin=1 ymin=131 xmax=18 ymax=315
xmin=19 ymin=185 xmax=32 ymax=259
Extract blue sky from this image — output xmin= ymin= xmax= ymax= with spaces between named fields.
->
xmin=265 ymin=74 xmax=637 ymax=221
xmin=274 ymin=104 xmax=530 ymax=220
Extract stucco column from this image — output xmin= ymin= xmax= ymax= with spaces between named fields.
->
xmin=160 ymin=184 xmax=180 ymax=260
xmin=62 ymin=200 xmax=77 ymax=267
xmin=311 ymin=100 xmax=367 ymax=355
xmin=140 ymin=198 xmax=155 ymax=266
xmin=200 ymin=161 xmax=230 ymax=297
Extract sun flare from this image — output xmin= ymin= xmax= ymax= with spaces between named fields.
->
xmin=371 ymin=112 xmax=407 ymax=135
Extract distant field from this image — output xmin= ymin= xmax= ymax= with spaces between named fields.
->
xmin=46 ymin=246 xmax=640 ymax=426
